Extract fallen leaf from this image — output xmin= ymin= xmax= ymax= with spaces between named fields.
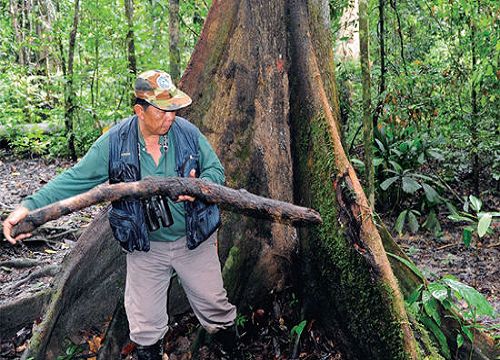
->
xmin=15 ymin=343 xmax=27 ymax=353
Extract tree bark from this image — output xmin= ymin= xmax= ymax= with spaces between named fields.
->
xmin=64 ymin=0 xmax=80 ymax=161
xmin=9 ymin=0 xmax=24 ymax=65
xmin=470 ymin=9 xmax=480 ymax=196
xmin=169 ymin=0 xmax=180 ymax=82
xmin=374 ymin=0 xmax=386 ymax=130
xmin=124 ymin=0 xmax=137 ymax=77
xmin=359 ymin=0 xmax=375 ymax=209
xmin=124 ymin=0 xmax=137 ymax=107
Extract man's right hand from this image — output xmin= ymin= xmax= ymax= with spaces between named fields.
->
xmin=3 ymin=206 xmax=31 ymax=244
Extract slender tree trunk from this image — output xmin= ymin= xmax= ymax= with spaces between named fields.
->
xmin=470 ymin=10 xmax=480 ymax=196
xmin=359 ymin=0 xmax=374 ymax=208
xmin=124 ymin=0 xmax=137 ymax=106
xmin=169 ymin=0 xmax=180 ymax=82
xmin=91 ymin=0 xmax=100 ymax=128
xmin=9 ymin=0 xmax=25 ymax=65
xmin=374 ymin=0 xmax=386 ymax=130
xmin=64 ymin=0 xmax=80 ymax=161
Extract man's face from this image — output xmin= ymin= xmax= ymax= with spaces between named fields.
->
xmin=136 ymin=104 xmax=176 ymax=136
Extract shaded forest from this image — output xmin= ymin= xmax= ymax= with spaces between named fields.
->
xmin=0 ymin=0 xmax=498 ymax=359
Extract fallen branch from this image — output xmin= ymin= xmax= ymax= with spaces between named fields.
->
xmin=12 ymin=177 xmax=322 ymax=237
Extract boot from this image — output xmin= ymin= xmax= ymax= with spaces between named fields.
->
xmin=213 ymin=324 xmax=244 ymax=360
xmin=135 ymin=339 xmax=163 ymax=360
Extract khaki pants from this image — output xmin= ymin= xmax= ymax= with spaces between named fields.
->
xmin=124 ymin=232 xmax=236 ymax=346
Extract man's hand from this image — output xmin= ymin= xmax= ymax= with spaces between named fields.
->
xmin=3 ymin=206 xmax=31 ymax=244
xmin=177 ymin=169 xmax=196 ymax=202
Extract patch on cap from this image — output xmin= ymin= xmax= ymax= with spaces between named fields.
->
xmin=134 ymin=70 xmax=192 ymax=111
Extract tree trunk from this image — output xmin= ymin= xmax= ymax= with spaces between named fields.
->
xmin=169 ymin=0 xmax=180 ymax=82
xmin=470 ymin=10 xmax=480 ymax=196
xmin=374 ymin=0 xmax=386 ymax=130
xmin=124 ymin=0 xmax=137 ymax=107
xmin=64 ymin=0 xmax=79 ymax=161
xmin=124 ymin=0 xmax=137 ymax=76
xmin=11 ymin=0 xmax=497 ymax=359
xmin=9 ymin=0 xmax=24 ymax=65
xmin=359 ymin=0 xmax=374 ymax=208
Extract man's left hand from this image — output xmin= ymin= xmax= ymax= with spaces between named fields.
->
xmin=177 ymin=169 xmax=196 ymax=202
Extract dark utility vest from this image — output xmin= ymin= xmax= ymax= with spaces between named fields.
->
xmin=108 ymin=115 xmax=221 ymax=252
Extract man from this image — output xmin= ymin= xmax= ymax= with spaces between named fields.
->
xmin=3 ymin=70 xmax=238 ymax=359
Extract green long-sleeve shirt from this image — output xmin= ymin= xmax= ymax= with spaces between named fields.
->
xmin=22 ymin=118 xmax=225 ymax=242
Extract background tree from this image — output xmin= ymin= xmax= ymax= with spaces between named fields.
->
xmin=169 ymin=0 xmax=180 ymax=82
xmin=359 ymin=0 xmax=374 ymax=208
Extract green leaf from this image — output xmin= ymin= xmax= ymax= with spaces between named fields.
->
xmin=290 ymin=320 xmax=307 ymax=338
xmin=402 ymin=176 xmax=421 ymax=194
xmin=411 ymin=173 xmax=437 ymax=183
xmin=380 ymin=176 xmax=399 ymax=191
xmin=447 ymin=213 xmax=475 ymax=223
xmin=427 ymin=149 xmax=445 ymax=161
xmin=375 ymin=139 xmax=386 ymax=153
xmin=422 ymin=183 xmax=440 ymax=203
xmin=442 ymin=278 xmax=495 ymax=317
xmin=408 ymin=211 xmax=420 ymax=234
xmin=469 ymin=195 xmax=482 ymax=212
xmin=423 ymin=211 xmax=441 ymax=235
xmin=395 ymin=210 xmax=408 ymax=235
xmin=373 ymin=158 xmax=384 ymax=167
xmin=461 ymin=324 xmax=474 ymax=342
xmin=456 ymin=333 xmax=464 ymax=349
xmin=418 ymin=152 xmax=425 ymax=164
xmin=389 ymin=160 xmax=403 ymax=173
xmin=407 ymin=284 xmax=424 ymax=305
xmin=420 ymin=315 xmax=451 ymax=359
xmin=477 ymin=213 xmax=492 ymax=238
xmin=428 ymin=282 xmax=449 ymax=301
xmin=463 ymin=228 xmax=472 ymax=247
xmin=351 ymin=158 xmax=365 ymax=169
xmin=422 ymin=290 xmax=441 ymax=325
xmin=387 ymin=252 xmax=426 ymax=282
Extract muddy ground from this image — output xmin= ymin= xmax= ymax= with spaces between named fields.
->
xmin=0 ymin=153 xmax=497 ymax=359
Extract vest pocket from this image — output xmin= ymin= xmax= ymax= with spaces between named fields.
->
xmin=108 ymin=207 xmax=138 ymax=245
xmin=195 ymin=205 xmax=221 ymax=241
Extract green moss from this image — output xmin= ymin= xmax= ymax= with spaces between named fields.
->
xmin=222 ymin=244 xmax=242 ymax=299
xmin=291 ymin=109 xmax=411 ymax=359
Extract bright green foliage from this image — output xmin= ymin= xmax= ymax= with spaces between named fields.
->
xmin=337 ymin=0 xmax=498 ymax=236
xmin=0 ymin=0 xmax=211 ymax=157
xmin=447 ymin=195 xmax=499 ymax=246
xmin=403 ymin=270 xmax=497 ymax=358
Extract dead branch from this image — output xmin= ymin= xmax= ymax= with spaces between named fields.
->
xmin=12 ymin=177 xmax=322 ymax=237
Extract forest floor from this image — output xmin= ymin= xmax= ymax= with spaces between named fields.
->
xmin=0 ymin=153 xmax=498 ymax=359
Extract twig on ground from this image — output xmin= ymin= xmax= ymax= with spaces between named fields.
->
xmin=436 ymin=243 xmax=462 ymax=251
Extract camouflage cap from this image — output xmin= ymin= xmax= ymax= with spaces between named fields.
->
xmin=134 ymin=70 xmax=192 ymax=111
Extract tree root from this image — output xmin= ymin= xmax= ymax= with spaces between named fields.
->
xmin=0 ymin=258 xmax=45 ymax=269
xmin=3 ymin=265 xmax=60 ymax=293
xmin=0 ymin=290 xmax=51 ymax=338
